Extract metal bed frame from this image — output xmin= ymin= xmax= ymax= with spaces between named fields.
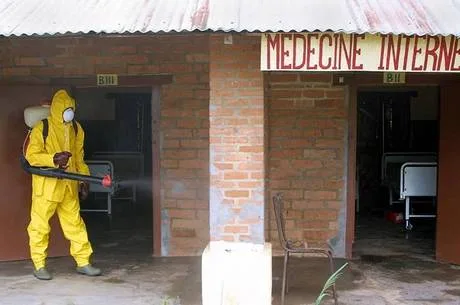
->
xmin=380 ymin=152 xmax=437 ymax=207
xmin=399 ymin=162 xmax=438 ymax=230
xmin=80 ymin=160 xmax=115 ymax=215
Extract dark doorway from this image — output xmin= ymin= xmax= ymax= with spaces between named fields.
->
xmin=354 ymin=87 xmax=439 ymax=258
xmin=74 ymin=88 xmax=154 ymax=258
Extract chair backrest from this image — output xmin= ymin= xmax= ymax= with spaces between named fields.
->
xmin=272 ymin=192 xmax=289 ymax=250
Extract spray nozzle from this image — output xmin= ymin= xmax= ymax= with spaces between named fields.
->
xmin=102 ymin=174 xmax=112 ymax=188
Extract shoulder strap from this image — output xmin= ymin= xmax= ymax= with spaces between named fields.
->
xmin=72 ymin=120 xmax=78 ymax=135
xmin=42 ymin=119 xmax=48 ymax=146
xmin=41 ymin=119 xmax=78 ymax=145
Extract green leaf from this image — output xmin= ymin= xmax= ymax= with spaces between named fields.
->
xmin=314 ymin=262 xmax=348 ymax=305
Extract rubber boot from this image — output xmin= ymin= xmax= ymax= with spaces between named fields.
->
xmin=33 ymin=267 xmax=52 ymax=280
xmin=76 ymin=264 xmax=102 ymax=276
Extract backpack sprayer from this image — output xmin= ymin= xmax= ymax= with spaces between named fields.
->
xmin=20 ymin=104 xmax=115 ymax=189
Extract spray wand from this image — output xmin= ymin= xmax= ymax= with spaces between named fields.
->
xmin=20 ymin=155 xmax=116 ymax=189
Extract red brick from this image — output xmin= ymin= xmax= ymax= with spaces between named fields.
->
xmin=292 ymin=200 xmax=325 ymax=210
xmin=167 ymin=189 xmax=197 ymax=200
xmin=224 ymin=225 xmax=249 ymax=234
xmin=238 ymin=181 xmax=263 ymax=188
xmin=303 ymin=210 xmax=338 ymax=221
xmin=271 ymin=90 xmax=302 ymax=98
xmin=237 ymin=162 xmax=263 ymax=171
xmin=166 ymin=169 xmax=197 ymax=179
xmin=213 ymin=163 xmax=234 ymax=170
xmin=222 ymin=137 xmax=249 ymax=144
xmin=2 ymin=67 xmax=31 ymax=76
xmin=267 ymin=73 xmax=346 ymax=244
xmin=291 ymin=160 xmax=323 ymax=169
xmin=323 ymin=160 xmax=344 ymax=171
xmin=250 ymin=172 xmax=264 ymax=179
xmin=186 ymin=53 xmax=209 ymax=63
xmin=300 ymin=73 xmax=331 ymax=83
xmin=172 ymin=228 xmax=197 ymax=238
xmin=269 ymin=180 xmax=290 ymax=189
xmin=300 ymin=220 xmax=330 ymax=229
xmin=177 ymin=119 xmax=201 ymax=128
xmin=15 ymin=57 xmax=46 ymax=66
xmin=323 ymin=128 xmax=344 ymax=138
xmin=239 ymin=109 xmax=263 ymax=116
xmin=291 ymin=179 xmax=324 ymax=190
xmin=179 ymin=160 xmax=207 ymax=169
xmin=163 ymin=140 xmax=180 ymax=148
xmin=326 ymin=201 xmax=342 ymax=209
xmin=304 ymin=191 xmax=337 ymax=200
xmin=239 ymin=146 xmax=263 ymax=153
xmin=163 ymin=200 xmax=177 ymax=208
xmin=169 ymin=209 xmax=196 ymax=219
xmin=303 ymin=149 xmax=337 ymax=160
xmin=180 ymin=139 xmax=208 ymax=148
xmin=175 ymin=73 xmax=198 ymax=83
xmin=303 ymin=230 xmax=332 ymax=241
xmin=315 ymin=99 xmax=343 ymax=109
xmin=160 ymin=63 xmax=193 ymax=73
xmin=272 ymin=139 xmax=313 ymax=149
xmin=161 ymin=160 xmax=178 ymax=168
xmin=324 ymin=180 xmax=344 ymax=190
xmin=315 ymin=139 xmax=343 ymax=148
xmin=164 ymin=150 xmax=197 ymax=159
xmin=302 ymin=90 xmax=325 ymax=98
xmin=282 ymin=209 xmax=302 ymax=220
xmin=269 ymin=73 xmax=298 ymax=83
xmin=172 ymin=219 xmax=203 ymax=229
xmin=127 ymin=65 xmax=160 ymax=74
xmin=196 ymin=210 xmax=209 ymax=220
xmin=164 ymin=129 xmax=193 ymax=139
xmin=270 ymin=149 xmax=303 ymax=159
xmin=225 ymin=190 xmax=250 ymax=198
xmin=325 ymin=89 xmax=345 ymax=98
xmin=281 ymin=190 xmax=304 ymax=200
xmin=110 ymin=46 xmax=137 ymax=54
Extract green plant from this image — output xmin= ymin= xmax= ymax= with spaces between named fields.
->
xmin=314 ymin=262 xmax=349 ymax=305
xmin=160 ymin=296 xmax=171 ymax=305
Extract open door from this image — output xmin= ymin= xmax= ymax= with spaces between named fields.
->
xmin=0 ymin=86 xmax=68 ymax=261
xmin=436 ymin=84 xmax=460 ymax=264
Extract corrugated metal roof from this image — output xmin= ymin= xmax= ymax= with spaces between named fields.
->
xmin=1 ymin=0 xmax=460 ymax=37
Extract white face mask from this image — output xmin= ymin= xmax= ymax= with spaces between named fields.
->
xmin=63 ymin=108 xmax=75 ymax=123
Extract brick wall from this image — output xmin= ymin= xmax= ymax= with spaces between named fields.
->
xmin=0 ymin=34 xmax=210 ymax=256
xmin=266 ymin=72 xmax=347 ymax=255
xmin=209 ymin=34 xmax=265 ymax=244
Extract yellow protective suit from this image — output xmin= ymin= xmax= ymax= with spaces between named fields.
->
xmin=25 ymin=89 xmax=93 ymax=270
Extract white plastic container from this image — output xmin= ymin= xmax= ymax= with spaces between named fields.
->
xmin=24 ymin=105 xmax=50 ymax=128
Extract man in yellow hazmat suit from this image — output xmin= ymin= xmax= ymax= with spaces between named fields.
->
xmin=25 ymin=89 xmax=101 ymax=280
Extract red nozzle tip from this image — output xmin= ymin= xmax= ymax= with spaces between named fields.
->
xmin=102 ymin=175 xmax=112 ymax=188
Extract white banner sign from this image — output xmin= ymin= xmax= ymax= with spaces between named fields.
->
xmin=261 ymin=33 xmax=460 ymax=72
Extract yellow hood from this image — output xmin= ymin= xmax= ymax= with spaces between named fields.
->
xmin=50 ymin=89 xmax=75 ymax=124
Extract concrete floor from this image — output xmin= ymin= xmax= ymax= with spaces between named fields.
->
xmin=1 ymin=204 xmax=459 ymax=305
xmin=1 ymin=253 xmax=459 ymax=305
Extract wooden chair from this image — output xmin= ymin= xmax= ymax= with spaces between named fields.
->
xmin=272 ymin=192 xmax=338 ymax=305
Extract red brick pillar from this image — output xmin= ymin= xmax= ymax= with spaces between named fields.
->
xmin=209 ymin=34 xmax=266 ymax=244
xmin=202 ymin=34 xmax=271 ymax=305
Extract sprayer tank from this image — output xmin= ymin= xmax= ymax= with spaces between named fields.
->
xmin=24 ymin=105 xmax=50 ymax=128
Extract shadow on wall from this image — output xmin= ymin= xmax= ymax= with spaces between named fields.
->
xmin=0 ymin=87 xmax=68 ymax=262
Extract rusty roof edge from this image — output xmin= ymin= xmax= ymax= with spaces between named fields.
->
xmin=1 ymin=0 xmax=460 ymax=38
xmin=2 ymin=28 xmax=459 ymax=39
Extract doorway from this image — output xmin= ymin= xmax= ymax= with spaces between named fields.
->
xmin=353 ymin=86 xmax=440 ymax=258
xmin=73 ymin=88 xmax=155 ymax=258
